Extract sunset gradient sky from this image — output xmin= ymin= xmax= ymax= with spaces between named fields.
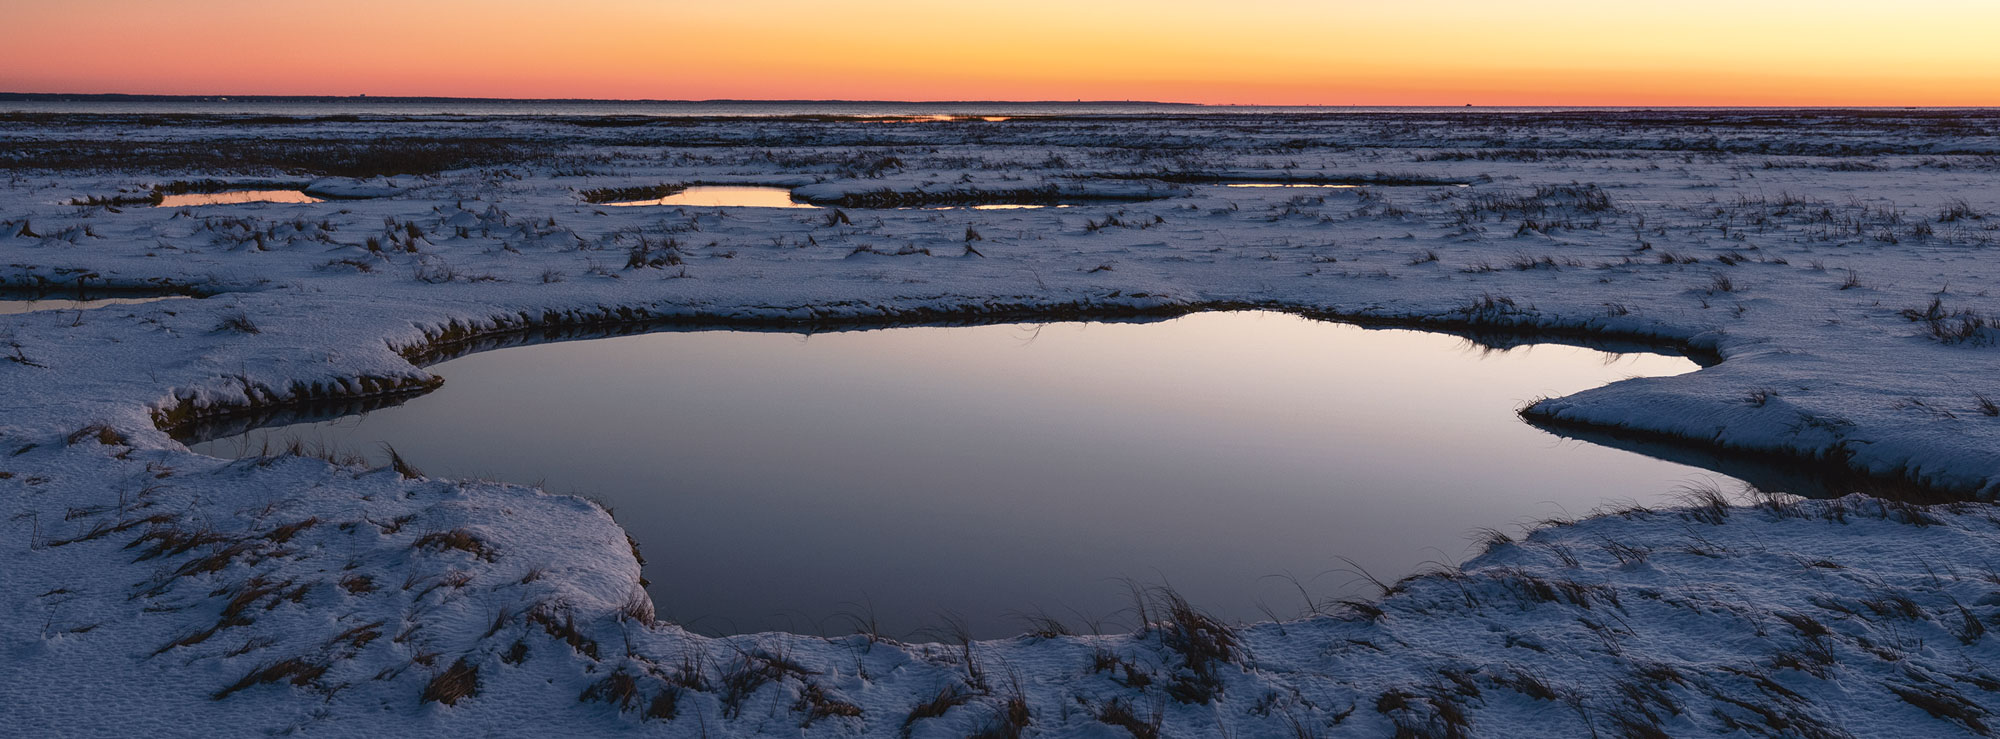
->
xmin=6 ymin=0 xmax=1997 ymax=105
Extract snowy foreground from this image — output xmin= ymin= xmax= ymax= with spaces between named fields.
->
xmin=4 ymin=110 xmax=2000 ymax=736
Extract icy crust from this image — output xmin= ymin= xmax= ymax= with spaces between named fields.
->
xmin=2 ymin=111 xmax=2000 ymax=735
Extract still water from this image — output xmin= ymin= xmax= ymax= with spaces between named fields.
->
xmin=157 ymin=190 xmax=323 ymax=207
xmin=191 ymin=311 xmax=1733 ymax=638
xmin=602 ymin=186 xmax=814 ymax=209
xmin=600 ymin=186 xmax=1075 ymax=210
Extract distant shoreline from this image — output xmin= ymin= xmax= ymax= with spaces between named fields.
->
xmin=0 ymin=93 xmax=1988 ymax=110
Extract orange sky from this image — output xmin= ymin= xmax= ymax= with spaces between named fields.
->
xmin=5 ymin=0 xmax=1997 ymax=105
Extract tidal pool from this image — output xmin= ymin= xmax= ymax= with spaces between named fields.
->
xmin=191 ymin=311 xmax=1742 ymax=638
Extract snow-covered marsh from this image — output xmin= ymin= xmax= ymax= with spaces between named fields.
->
xmin=3 ymin=109 xmax=2000 ymax=736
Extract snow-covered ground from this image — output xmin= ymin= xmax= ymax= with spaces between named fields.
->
xmin=3 ymin=110 xmax=2000 ymax=736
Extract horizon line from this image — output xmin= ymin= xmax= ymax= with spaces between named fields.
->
xmin=2 ymin=92 xmax=1995 ymax=110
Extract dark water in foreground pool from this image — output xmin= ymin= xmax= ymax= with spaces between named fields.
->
xmin=192 ymin=311 xmax=1735 ymax=638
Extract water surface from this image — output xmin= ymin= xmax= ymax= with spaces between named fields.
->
xmin=157 ymin=190 xmax=323 ymax=207
xmin=602 ymin=186 xmax=814 ymax=209
xmin=193 ymin=311 xmax=1736 ymax=638
xmin=1225 ymin=183 xmax=1362 ymax=188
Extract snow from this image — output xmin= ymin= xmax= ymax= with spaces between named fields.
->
xmin=3 ymin=109 xmax=2000 ymax=736
xmin=303 ymin=177 xmax=402 ymax=200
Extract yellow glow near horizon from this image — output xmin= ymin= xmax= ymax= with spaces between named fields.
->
xmin=5 ymin=0 xmax=1997 ymax=105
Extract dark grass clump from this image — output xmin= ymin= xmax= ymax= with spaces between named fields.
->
xmin=412 ymin=528 xmax=494 ymax=561
xmin=1888 ymin=684 xmax=1991 ymax=734
xmin=527 ymin=602 xmax=600 ymax=659
xmin=901 ymin=682 xmax=975 ymax=738
xmin=1900 ymin=297 xmax=1992 ymax=345
xmin=69 ymin=191 xmax=163 ymax=207
xmin=1374 ymin=686 xmax=1474 ymax=739
xmin=624 ymin=237 xmax=685 ymax=269
xmin=65 ymin=424 xmax=129 ymax=447
xmin=212 ymin=311 xmax=261 ymax=335
xmin=1455 ymin=183 xmax=1614 ymax=227
xmin=644 ymin=685 xmax=683 ymax=722
xmin=792 ymin=683 xmax=864 ymax=727
xmin=580 ymin=183 xmax=685 ymax=204
xmin=969 ymin=691 xmax=1033 ymax=739
xmin=1149 ymin=588 xmax=1239 ymax=704
xmin=720 ymin=655 xmax=780 ymax=719
xmin=384 ymin=444 xmax=423 ymax=479
xmin=580 ymin=669 xmax=642 ymax=711
xmin=422 ymin=658 xmax=481 ymax=706
xmin=212 ymin=657 xmax=328 ymax=700
xmin=1094 ymin=697 xmax=1163 ymax=739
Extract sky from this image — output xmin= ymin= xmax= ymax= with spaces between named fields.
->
xmin=5 ymin=0 xmax=1997 ymax=105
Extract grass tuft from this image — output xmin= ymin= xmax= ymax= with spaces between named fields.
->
xmin=212 ymin=657 xmax=328 ymax=700
xmin=1900 ymin=297 xmax=1992 ymax=345
xmin=212 ymin=311 xmax=261 ymax=335
xmin=421 ymin=658 xmax=481 ymax=706
xmin=412 ymin=528 xmax=493 ymax=561
xmin=901 ymin=682 xmax=974 ymax=738
xmin=65 ymin=424 xmax=128 ymax=447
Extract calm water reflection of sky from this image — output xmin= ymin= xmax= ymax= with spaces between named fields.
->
xmin=195 ymin=311 xmax=1726 ymax=638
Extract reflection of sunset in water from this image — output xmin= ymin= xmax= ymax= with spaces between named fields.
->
xmin=158 ymin=190 xmax=323 ymax=207
xmin=192 ymin=311 xmax=1722 ymax=637
xmin=602 ymin=186 xmax=814 ymax=209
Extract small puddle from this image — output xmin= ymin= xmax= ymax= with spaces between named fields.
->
xmin=158 ymin=190 xmax=324 ymax=207
xmin=189 ymin=311 xmax=1755 ymax=638
xmin=866 ymin=115 xmax=1013 ymax=123
xmin=602 ymin=186 xmax=816 ymax=209
xmin=600 ymin=186 xmax=1103 ymax=211
xmin=1225 ymin=183 xmax=1363 ymax=189
xmin=0 ymin=295 xmax=190 ymax=315
xmin=1222 ymin=183 xmax=1472 ymax=189
xmin=926 ymin=204 xmax=1074 ymax=210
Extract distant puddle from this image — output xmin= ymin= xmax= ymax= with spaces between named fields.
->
xmin=0 ymin=295 xmax=188 ymax=315
xmin=158 ymin=190 xmax=323 ymax=207
xmin=868 ymin=115 xmax=1013 ymax=123
xmin=1225 ymin=183 xmax=1363 ymax=189
xmin=190 ymin=311 xmax=1756 ymax=639
xmin=1222 ymin=183 xmax=1471 ymax=189
xmin=602 ymin=186 xmax=816 ymax=209
xmin=926 ymin=203 xmax=1074 ymax=210
xmin=603 ymin=186 xmax=1096 ymax=210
